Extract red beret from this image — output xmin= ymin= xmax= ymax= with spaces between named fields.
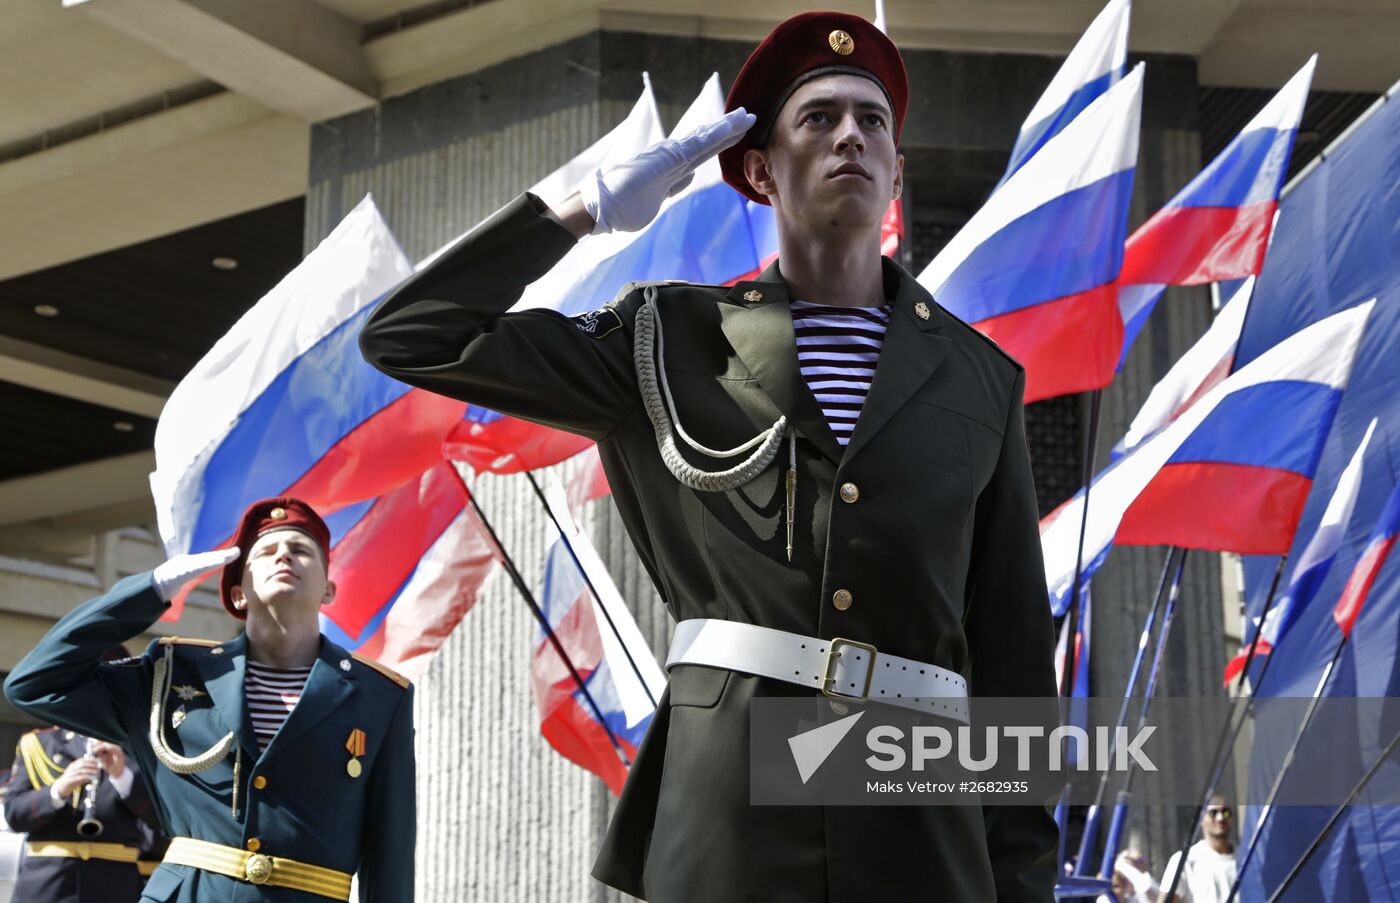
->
xmin=220 ymin=497 xmax=331 ymax=619
xmin=721 ymin=11 xmax=909 ymax=205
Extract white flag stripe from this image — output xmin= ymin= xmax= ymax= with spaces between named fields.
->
xmin=1120 ymin=277 xmax=1253 ymax=454
xmin=918 ymin=64 xmax=1143 ymax=296
xmin=1290 ymin=419 xmax=1377 ymax=579
xmin=541 ymin=472 xmax=667 ymax=727
xmin=1022 ymin=0 xmax=1131 ymax=129
xmin=151 ymin=197 xmax=413 ymax=555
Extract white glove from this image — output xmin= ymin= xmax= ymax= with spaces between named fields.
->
xmin=152 ymin=547 xmax=241 ymax=602
xmin=580 ymin=107 xmax=756 ymax=235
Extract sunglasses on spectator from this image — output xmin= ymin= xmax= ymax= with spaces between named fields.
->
xmin=1206 ymin=807 xmax=1233 ymax=819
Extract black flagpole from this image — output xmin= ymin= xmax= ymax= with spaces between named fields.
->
xmin=447 ymin=465 xmax=632 ymax=767
xmin=1073 ymin=546 xmax=1178 ymax=874
xmin=1094 ymin=550 xmax=1189 ymax=876
xmin=1225 ymin=634 xmax=1351 ymax=903
xmin=1061 ymin=387 xmax=1105 ymax=699
xmin=1265 ymin=727 xmax=1400 ymax=903
xmin=523 ymin=470 xmax=659 ymax=708
xmin=1163 ymin=553 xmax=1289 ymax=902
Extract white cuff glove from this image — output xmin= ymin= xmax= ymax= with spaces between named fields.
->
xmin=151 ymin=547 xmax=241 ymax=603
xmin=580 ymin=107 xmax=756 ymax=235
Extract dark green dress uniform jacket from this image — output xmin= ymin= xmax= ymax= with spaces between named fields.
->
xmin=3 ymin=575 xmax=416 ymax=903
xmin=360 ymin=192 xmax=1058 ymax=902
xmin=5 ymin=728 xmax=160 ymax=903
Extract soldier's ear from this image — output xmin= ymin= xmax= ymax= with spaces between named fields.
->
xmin=892 ymin=153 xmax=904 ymax=202
xmin=321 ymin=581 xmax=336 ymax=609
xmin=743 ymin=148 xmax=777 ymax=200
xmin=230 ymin=586 xmax=247 ymax=611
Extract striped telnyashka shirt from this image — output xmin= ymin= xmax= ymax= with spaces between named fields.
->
xmin=245 ymin=660 xmax=312 ymax=751
xmin=789 ymin=300 xmax=892 ymax=445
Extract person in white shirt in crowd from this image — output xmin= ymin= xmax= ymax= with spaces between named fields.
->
xmin=1159 ymin=795 xmax=1238 ymax=903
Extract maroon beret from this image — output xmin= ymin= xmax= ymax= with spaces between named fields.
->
xmin=220 ymin=497 xmax=331 ymax=619
xmin=721 ymin=11 xmax=909 ymax=205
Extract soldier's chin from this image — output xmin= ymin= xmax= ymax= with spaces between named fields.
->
xmin=250 ymin=585 xmax=317 ymax=611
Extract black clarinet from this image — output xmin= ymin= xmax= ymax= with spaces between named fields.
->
xmin=76 ymin=738 xmax=103 ymax=837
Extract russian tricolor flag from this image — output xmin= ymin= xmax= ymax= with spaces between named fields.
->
xmin=148 ymin=196 xmax=497 ymax=675
xmin=1333 ymin=478 xmax=1400 ymax=637
xmin=444 ymin=74 xmax=778 ymax=475
xmin=998 ymin=0 xmax=1130 ymax=185
xmin=532 ymin=471 xmax=666 ymax=795
xmin=1116 ymin=56 xmax=1316 ymax=366
xmin=151 ymin=197 xmax=423 ymax=563
xmin=1116 ymin=277 xmax=1252 ymax=459
xmin=1224 ymin=419 xmax=1378 ymax=685
xmin=1042 ymin=300 xmax=1375 ymax=614
xmin=919 ymin=64 xmax=1142 ymax=403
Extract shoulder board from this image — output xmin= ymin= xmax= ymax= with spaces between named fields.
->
xmin=619 ymin=278 xmax=719 ymax=296
xmin=351 ymin=653 xmax=411 ymax=689
xmin=17 ymin=731 xmax=62 ymax=789
xmin=158 ymin=636 xmax=221 ymax=648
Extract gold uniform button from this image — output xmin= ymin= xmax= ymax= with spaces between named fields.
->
xmin=252 ymin=776 xmax=268 ymax=790
xmin=245 ymin=838 xmax=261 ymax=852
xmin=832 ymin=589 xmax=853 ymax=611
xmin=839 ymin=482 xmax=859 ymax=503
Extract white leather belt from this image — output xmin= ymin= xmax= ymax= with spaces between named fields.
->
xmin=665 ymin=619 xmax=969 ymax=723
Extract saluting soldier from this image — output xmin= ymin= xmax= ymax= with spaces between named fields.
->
xmin=4 ymin=498 xmax=416 ymax=902
xmin=3 ymin=724 xmax=160 ymax=903
xmin=361 ymin=10 xmax=1056 ymax=902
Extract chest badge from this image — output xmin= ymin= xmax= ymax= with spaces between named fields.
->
xmin=173 ymin=685 xmax=206 ymax=701
xmin=345 ymin=728 xmax=367 ymax=778
xmin=914 ymin=301 xmax=930 ymax=320
xmin=172 ymin=706 xmax=187 ymax=729
xmin=743 ymin=289 xmax=763 ymax=302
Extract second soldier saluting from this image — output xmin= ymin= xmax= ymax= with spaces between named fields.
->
xmin=5 ymin=498 xmax=416 ymax=902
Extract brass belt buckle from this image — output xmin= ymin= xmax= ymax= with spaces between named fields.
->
xmin=245 ymin=852 xmax=274 ymax=885
xmin=821 ymin=637 xmax=877 ymax=701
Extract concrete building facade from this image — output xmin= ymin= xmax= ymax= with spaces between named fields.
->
xmin=1 ymin=2 xmax=1395 ymax=899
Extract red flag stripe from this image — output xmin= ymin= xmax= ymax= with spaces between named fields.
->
xmin=1333 ymin=535 xmax=1397 ymax=636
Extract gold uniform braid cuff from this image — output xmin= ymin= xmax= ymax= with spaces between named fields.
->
xmin=163 ymin=837 xmax=352 ymax=900
xmin=18 ymin=732 xmax=81 ymax=806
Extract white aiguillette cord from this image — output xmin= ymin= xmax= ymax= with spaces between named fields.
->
xmin=150 ymin=644 xmax=243 ymax=815
xmin=633 ymin=286 xmax=800 ymax=559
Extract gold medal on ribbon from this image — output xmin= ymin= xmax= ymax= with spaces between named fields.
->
xmin=345 ymin=728 xmax=366 ymax=778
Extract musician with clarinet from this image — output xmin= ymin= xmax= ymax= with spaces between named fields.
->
xmin=3 ymin=722 xmax=160 ymax=903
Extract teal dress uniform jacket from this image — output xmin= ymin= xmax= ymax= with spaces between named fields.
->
xmin=359 ymin=193 xmax=1058 ymax=902
xmin=4 ymin=575 xmax=416 ymax=903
